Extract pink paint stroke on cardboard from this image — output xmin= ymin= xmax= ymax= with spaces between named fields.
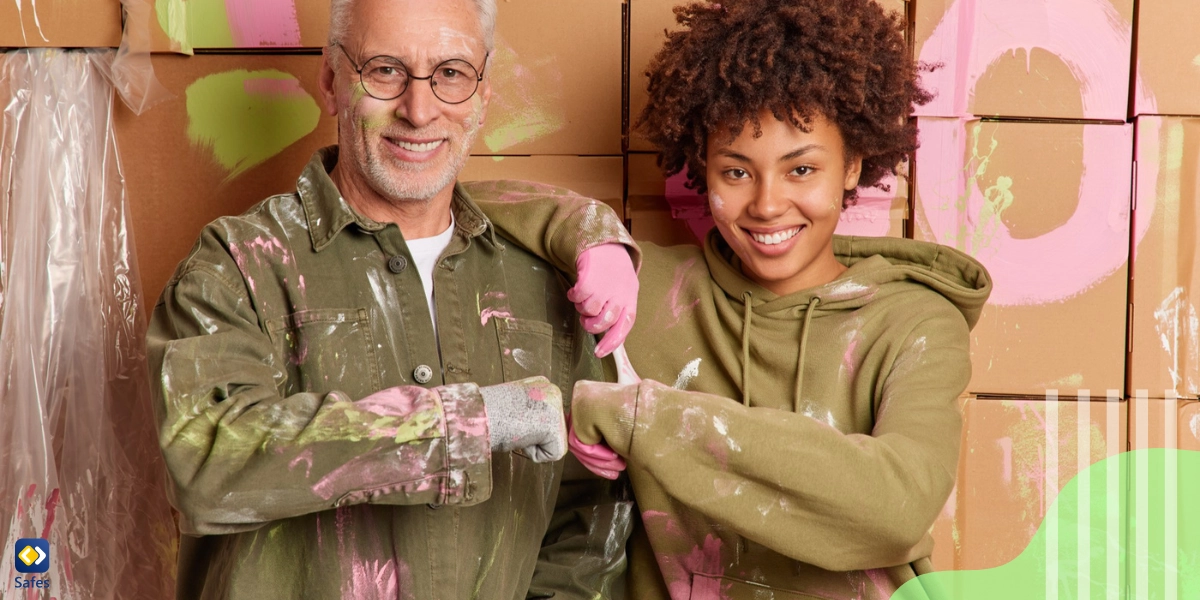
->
xmin=224 ymin=0 xmax=302 ymax=48
xmin=917 ymin=0 xmax=1132 ymax=119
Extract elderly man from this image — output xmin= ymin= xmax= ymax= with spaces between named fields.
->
xmin=146 ymin=0 xmax=638 ymax=597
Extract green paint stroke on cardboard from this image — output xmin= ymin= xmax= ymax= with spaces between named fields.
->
xmin=186 ymin=70 xmax=319 ymax=182
xmin=155 ymin=0 xmax=192 ymax=53
xmin=892 ymin=449 xmax=1200 ymax=600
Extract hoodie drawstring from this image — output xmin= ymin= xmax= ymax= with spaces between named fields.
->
xmin=793 ymin=297 xmax=820 ymax=413
xmin=740 ymin=291 xmax=753 ymax=406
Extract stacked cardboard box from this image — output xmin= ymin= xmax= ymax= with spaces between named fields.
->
xmin=0 ymin=0 xmax=122 ymax=48
xmin=113 ymin=0 xmax=625 ymax=303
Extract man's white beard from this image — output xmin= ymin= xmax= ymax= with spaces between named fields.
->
xmin=366 ymin=108 xmax=483 ymax=203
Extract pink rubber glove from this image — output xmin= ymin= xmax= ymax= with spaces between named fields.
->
xmin=568 ymin=417 xmax=626 ymax=479
xmin=569 ymin=243 xmax=638 ymax=357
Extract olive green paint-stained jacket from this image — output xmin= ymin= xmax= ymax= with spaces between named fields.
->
xmin=147 ymin=149 xmax=639 ymax=600
xmin=473 ymin=189 xmax=992 ymax=600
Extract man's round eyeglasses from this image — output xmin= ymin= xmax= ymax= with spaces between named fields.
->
xmin=334 ymin=43 xmax=488 ymax=105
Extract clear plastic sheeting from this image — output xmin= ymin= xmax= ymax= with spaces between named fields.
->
xmin=0 ymin=49 xmax=176 ymax=599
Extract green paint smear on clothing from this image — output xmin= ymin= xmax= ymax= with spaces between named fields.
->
xmin=892 ymin=449 xmax=1200 ymax=600
xmin=185 ymin=69 xmax=319 ymax=182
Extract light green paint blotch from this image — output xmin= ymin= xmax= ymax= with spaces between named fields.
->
xmin=186 ymin=70 xmax=320 ymax=182
xmin=893 ymin=449 xmax=1200 ymax=600
xmin=155 ymin=0 xmax=192 ymax=53
xmin=187 ymin=0 xmax=236 ymax=48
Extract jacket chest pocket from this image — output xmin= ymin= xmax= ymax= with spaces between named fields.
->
xmin=267 ymin=308 xmax=382 ymax=399
xmin=495 ymin=317 xmax=555 ymax=382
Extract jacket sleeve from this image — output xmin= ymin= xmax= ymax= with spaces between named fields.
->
xmin=571 ymin=313 xmax=970 ymax=573
xmin=147 ymin=260 xmax=493 ymax=536
xmin=527 ymin=321 xmax=633 ymax=598
xmin=461 ymin=180 xmax=641 ymax=276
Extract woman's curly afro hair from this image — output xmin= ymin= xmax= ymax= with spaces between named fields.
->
xmin=637 ymin=0 xmax=931 ymax=204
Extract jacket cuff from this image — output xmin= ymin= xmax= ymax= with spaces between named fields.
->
xmin=554 ymin=202 xmax=643 ymax=277
xmin=435 ymin=382 xmax=493 ymax=505
xmin=570 ymin=380 xmax=640 ymax=457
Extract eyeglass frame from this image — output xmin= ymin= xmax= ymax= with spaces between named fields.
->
xmin=331 ymin=43 xmax=489 ymax=105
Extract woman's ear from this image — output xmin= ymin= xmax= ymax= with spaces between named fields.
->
xmin=844 ymin=155 xmax=864 ymax=191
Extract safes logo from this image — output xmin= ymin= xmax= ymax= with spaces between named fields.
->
xmin=14 ymin=538 xmax=49 ymax=573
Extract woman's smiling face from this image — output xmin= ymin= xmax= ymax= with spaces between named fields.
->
xmin=705 ymin=111 xmax=863 ymax=296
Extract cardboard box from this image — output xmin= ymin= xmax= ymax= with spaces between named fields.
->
xmin=1130 ymin=117 xmax=1200 ymax=400
xmin=116 ymin=54 xmax=337 ymax=305
xmin=931 ymin=396 xmax=1127 ymax=571
xmin=628 ymin=0 xmax=908 ymax=152
xmin=0 ymin=0 xmax=122 ymax=48
xmin=626 ymin=152 xmax=907 ymax=247
xmin=914 ymin=0 xmax=1133 ymax=120
xmin=146 ymin=0 xmax=623 ymax=155
xmin=1128 ymin=396 xmax=1200 ymax=451
xmin=460 ymin=155 xmax=624 ymax=218
xmin=914 ymin=118 xmax=1132 ymax=396
xmin=1133 ymin=1 xmax=1200 ymax=116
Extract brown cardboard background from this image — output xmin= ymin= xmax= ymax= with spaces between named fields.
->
xmin=1130 ymin=117 xmax=1200 ymax=400
xmin=931 ymin=396 xmax=1127 ymax=571
xmin=629 ymin=0 xmax=907 ymax=152
xmin=1134 ymin=0 xmax=1200 ymax=116
xmin=116 ymin=54 xmax=337 ymax=306
xmin=915 ymin=119 xmax=1130 ymax=396
xmin=461 ymin=155 xmax=624 ymax=218
xmin=0 ymin=0 xmax=122 ymax=48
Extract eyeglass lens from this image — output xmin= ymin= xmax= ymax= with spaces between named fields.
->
xmin=360 ymin=57 xmax=481 ymax=104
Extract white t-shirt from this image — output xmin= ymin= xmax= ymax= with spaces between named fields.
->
xmin=406 ymin=217 xmax=456 ymax=337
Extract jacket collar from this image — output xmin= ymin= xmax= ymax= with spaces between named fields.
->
xmin=299 ymin=146 xmax=498 ymax=252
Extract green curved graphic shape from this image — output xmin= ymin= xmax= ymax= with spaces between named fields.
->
xmin=893 ymin=449 xmax=1200 ymax=600
xmin=185 ymin=69 xmax=320 ymax=182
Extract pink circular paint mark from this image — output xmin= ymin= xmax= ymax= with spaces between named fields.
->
xmin=916 ymin=0 xmax=1159 ymax=306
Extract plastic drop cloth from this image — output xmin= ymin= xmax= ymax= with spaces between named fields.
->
xmin=0 ymin=49 xmax=176 ymax=599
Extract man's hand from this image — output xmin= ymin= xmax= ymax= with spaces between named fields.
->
xmin=481 ymin=377 xmax=567 ymax=462
xmin=569 ymin=244 xmax=638 ymax=357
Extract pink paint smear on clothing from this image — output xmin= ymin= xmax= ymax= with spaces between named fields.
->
xmin=243 ymin=77 xmax=308 ymax=98
xmin=224 ymin=0 xmax=302 ymax=47
xmin=480 ymin=308 xmax=512 ymax=326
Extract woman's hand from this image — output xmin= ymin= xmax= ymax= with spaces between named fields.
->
xmin=568 ymin=417 xmax=626 ymax=480
xmin=569 ymin=244 xmax=638 ymax=357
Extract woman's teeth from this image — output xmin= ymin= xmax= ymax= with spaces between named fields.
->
xmin=750 ymin=227 xmax=801 ymax=245
xmin=394 ymin=139 xmax=442 ymax=152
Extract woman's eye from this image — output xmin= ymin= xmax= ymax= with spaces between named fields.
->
xmin=791 ymin=166 xmax=813 ymax=176
xmin=725 ymin=168 xmax=749 ymax=179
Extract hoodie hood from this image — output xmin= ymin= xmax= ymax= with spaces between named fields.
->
xmin=706 ymin=231 xmax=992 ymax=328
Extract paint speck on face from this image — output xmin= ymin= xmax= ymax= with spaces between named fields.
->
xmin=710 ymin=191 xmax=725 ymax=212
xmin=673 ymin=358 xmax=701 ymax=389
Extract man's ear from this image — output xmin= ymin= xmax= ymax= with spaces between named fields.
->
xmin=476 ymin=75 xmax=493 ymax=125
xmin=318 ymin=49 xmax=340 ymax=117
xmin=844 ymin=155 xmax=864 ymax=191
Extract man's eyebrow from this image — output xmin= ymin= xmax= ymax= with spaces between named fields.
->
xmin=780 ymin=144 xmax=826 ymax=162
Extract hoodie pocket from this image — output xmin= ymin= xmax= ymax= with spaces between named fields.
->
xmin=691 ymin=573 xmax=829 ymax=600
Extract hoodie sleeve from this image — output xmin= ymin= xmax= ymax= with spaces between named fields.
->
xmin=148 ymin=262 xmax=494 ymax=536
xmin=571 ymin=311 xmax=969 ymax=573
xmin=460 ymin=180 xmax=642 ymax=276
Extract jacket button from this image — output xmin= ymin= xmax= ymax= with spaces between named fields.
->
xmin=413 ymin=364 xmax=434 ymax=384
xmin=387 ymin=255 xmax=408 ymax=273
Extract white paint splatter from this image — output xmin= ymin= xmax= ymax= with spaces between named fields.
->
xmin=673 ymin=358 xmax=701 ymax=389
xmin=1153 ymin=287 xmax=1199 ymax=390
xmin=512 ymin=348 xmax=534 ymax=371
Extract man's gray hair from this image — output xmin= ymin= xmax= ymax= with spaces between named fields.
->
xmin=328 ymin=0 xmax=497 ymax=53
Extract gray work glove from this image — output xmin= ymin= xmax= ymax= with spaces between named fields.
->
xmin=480 ymin=376 xmax=567 ymax=462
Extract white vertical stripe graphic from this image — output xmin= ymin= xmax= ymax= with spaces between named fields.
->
xmin=1045 ymin=391 xmax=1059 ymax=600
xmin=1077 ymin=390 xmax=1091 ymax=600
xmin=1106 ymin=390 xmax=1120 ymax=600
xmin=1136 ymin=390 xmax=1150 ymax=600
xmin=1165 ymin=390 xmax=1179 ymax=600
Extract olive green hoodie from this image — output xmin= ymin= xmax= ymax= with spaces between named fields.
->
xmin=566 ymin=230 xmax=991 ymax=599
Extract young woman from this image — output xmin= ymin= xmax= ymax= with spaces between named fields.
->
xmin=470 ymin=0 xmax=991 ymax=597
